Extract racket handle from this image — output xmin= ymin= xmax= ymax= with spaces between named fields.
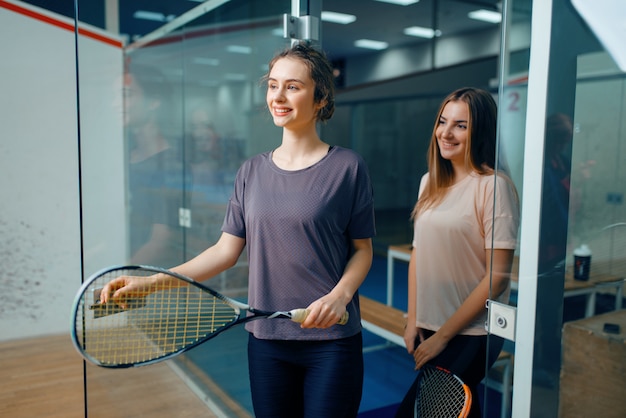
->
xmin=290 ymin=309 xmax=349 ymax=325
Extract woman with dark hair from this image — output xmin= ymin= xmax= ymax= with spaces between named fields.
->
xmin=395 ymin=88 xmax=519 ymax=418
xmin=102 ymin=42 xmax=375 ymax=418
xmin=124 ymin=63 xmax=184 ymax=268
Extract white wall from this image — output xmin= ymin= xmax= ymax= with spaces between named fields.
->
xmin=0 ymin=0 xmax=124 ymax=341
xmin=76 ymin=26 xmax=127 ymax=276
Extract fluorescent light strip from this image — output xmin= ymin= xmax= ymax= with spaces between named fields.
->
xmin=321 ymin=11 xmax=357 ymax=24
xmin=199 ymin=80 xmax=220 ymax=87
xmin=224 ymin=73 xmax=247 ymax=81
xmin=468 ymin=9 xmax=502 ymax=24
xmin=193 ymin=57 xmax=220 ymax=66
xmin=374 ymin=0 xmax=419 ymax=5
xmin=354 ymin=39 xmax=389 ymax=50
xmin=133 ymin=10 xmax=176 ymax=22
xmin=133 ymin=10 xmax=166 ymax=22
xmin=226 ymin=45 xmax=252 ymax=54
xmin=403 ymin=26 xmax=440 ymax=39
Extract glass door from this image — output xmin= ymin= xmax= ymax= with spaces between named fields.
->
xmin=74 ymin=0 xmax=626 ymax=416
xmin=512 ymin=0 xmax=626 ymax=416
xmin=76 ymin=1 xmax=291 ymax=416
xmin=318 ymin=0 xmax=529 ymax=417
xmin=488 ymin=1 xmax=532 ymax=417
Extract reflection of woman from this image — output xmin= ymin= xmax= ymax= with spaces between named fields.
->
xmin=540 ymin=113 xmax=573 ymax=272
xmin=104 ymin=43 xmax=375 ymax=418
xmin=184 ymin=108 xmax=234 ymax=255
xmin=186 ymin=108 xmax=232 ymax=203
xmin=125 ymin=64 xmax=183 ymax=267
xmin=395 ymin=88 xmax=519 ymax=418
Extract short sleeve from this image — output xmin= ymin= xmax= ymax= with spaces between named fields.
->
xmin=484 ymin=175 xmax=519 ymax=250
xmin=221 ymin=163 xmax=247 ymax=239
xmin=347 ymin=156 xmax=376 ymax=239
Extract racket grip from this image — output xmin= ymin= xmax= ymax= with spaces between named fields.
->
xmin=290 ymin=309 xmax=349 ymax=325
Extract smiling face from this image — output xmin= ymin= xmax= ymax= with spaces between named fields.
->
xmin=436 ymin=100 xmax=470 ymax=168
xmin=266 ymin=57 xmax=322 ymax=132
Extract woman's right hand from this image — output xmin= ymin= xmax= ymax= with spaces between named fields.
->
xmin=403 ymin=325 xmax=422 ymax=354
xmin=100 ymin=275 xmax=157 ymax=308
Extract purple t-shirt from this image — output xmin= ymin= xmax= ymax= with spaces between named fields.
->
xmin=222 ymin=146 xmax=376 ymax=340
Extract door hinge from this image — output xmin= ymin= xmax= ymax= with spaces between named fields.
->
xmin=486 ymin=299 xmax=516 ymax=341
xmin=283 ymin=14 xmax=319 ymax=41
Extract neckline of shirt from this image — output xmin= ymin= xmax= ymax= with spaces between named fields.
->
xmin=267 ymin=145 xmax=336 ymax=174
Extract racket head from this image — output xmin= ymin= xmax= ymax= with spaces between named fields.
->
xmin=414 ymin=365 xmax=472 ymax=418
xmin=70 ymin=265 xmax=243 ymax=368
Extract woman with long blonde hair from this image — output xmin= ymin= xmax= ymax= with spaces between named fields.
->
xmin=396 ymin=87 xmax=519 ymax=418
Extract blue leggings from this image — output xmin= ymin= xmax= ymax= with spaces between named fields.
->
xmin=247 ymin=333 xmax=364 ymax=418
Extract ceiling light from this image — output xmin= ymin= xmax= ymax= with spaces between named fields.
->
xmin=374 ymin=0 xmax=420 ymax=5
xmin=199 ymin=80 xmax=220 ymax=87
xmin=224 ymin=73 xmax=247 ymax=81
xmin=321 ymin=11 xmax=357 ymax=25
xmin=468 ymin=9 xmax=502 ymax=24
xmin=403 ymin=26 xmax=441 ymax=39
xmin=226 ymin=45 xmax=252 ymax=54
xmin=133 ymin=10 xmax=167 ymax=22
xmin=193 ymin=57 xmax=220 ymax=66
xmin=354 ymin=39 xmax=389 ymax=50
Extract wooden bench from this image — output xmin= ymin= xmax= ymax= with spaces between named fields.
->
xmin=359 ymin=295 xmax=407 ymax=347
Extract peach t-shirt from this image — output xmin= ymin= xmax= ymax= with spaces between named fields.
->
xmin=412 ymin=172 xmax=519 ymax=335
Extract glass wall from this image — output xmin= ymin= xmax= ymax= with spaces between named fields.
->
xmin=491 ymin=0 xmax=532 ymax=415
xmin=514 ymin=0 xmax=626 ymax=416
xmin=76 ymin=0 xmax=290 ymax=416
xmin=69 ymin=0 xmax=626 ymax=416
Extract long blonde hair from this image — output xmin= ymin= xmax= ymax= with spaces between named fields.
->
xmin=411 ymin=87 xmax=498 ymax=219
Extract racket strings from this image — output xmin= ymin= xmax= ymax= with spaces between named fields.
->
xmin=75 ymin=269 xmax=239 ymax=366
xmin=415 ymin=367 xmax=471 ymax=417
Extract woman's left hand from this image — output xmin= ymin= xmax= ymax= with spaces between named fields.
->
xmin=412 ymin=332 xmax=448 ymax=370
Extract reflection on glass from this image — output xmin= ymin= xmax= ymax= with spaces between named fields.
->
xmin=185 ymin=106 xmax=244 ymax=257
xmin=540 ymin=113 xmax=573 ymax=273
xmin=557 ymin=48 xmax=626 ymax=417
xmin=125 ymin=62 xmax=184 ymax=268
xmin=107 ymin=2 xmax=290 ymax=416
xmin=530 ymin=1 xmax=626 ymax=417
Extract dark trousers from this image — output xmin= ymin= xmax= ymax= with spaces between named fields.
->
xmin=247 ymin=332 xmax=364 ymax=418
xmin=394 ymin=331 xmax=504 ymax=418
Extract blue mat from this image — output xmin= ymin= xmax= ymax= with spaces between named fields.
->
xmin=358 ymin=403 xmax=399 ymax=418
